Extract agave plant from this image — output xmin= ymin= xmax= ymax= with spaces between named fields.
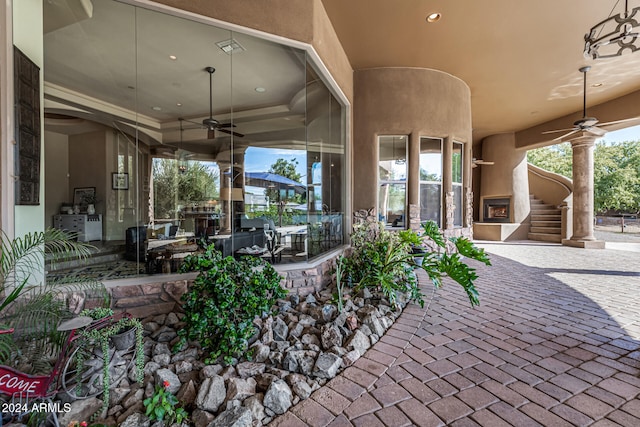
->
xmin=0 ymin=228 xmax=107 ymax=373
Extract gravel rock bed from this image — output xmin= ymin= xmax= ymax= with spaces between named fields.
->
xmin=62 ymin=286 xmax=407 ymax=427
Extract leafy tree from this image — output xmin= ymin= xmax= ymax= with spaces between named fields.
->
xmin=528 ymin=140 xmax=640 ymax=214
xmin=594 ymin=141 xmax=640 ymax=213
xmin=526 ymin=142 xmax=573 ymax=178
xmin=153 ymin=159 xmax=219 ymax=219
xmin=269 ymin=158 xmax=302 ymax=182
xmin=266 ymin=158 xmax=303 ymax=204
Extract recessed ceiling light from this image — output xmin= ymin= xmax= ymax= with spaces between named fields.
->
xmin=591 ymin=83 xmax=603 ymax=87
xmin=169 ymin=55 xmax=177 ymax=60
xmin=426 ymin=12 xmax=442 ymax=23
xmin=152 ymin=106 xmax=162 ymax=111
xmin=255 ymin=87 xmax=266 ymax=93
xmin=176 ymin=103 xmax=182 ymax=107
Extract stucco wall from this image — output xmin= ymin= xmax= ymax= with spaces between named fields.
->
xmin=352 ymin=67 xmax=472 ymax=212
xmin=480 ymin=133 xmax=530 ymax=224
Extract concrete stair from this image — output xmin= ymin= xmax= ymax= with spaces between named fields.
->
xmin=46 ymin=242 xmax=126 ymax=272
xmin=528 ymin=195 xmax=562 ymax=243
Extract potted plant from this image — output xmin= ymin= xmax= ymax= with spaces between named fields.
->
xmin=75 ymin=308 xmax=144 ymax=413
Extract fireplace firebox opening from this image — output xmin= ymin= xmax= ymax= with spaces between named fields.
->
xmin=483 ymin=197 xmax=511 ymax=223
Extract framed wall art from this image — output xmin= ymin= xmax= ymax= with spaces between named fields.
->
xmin=112 ymin=172 xmax=129 ymax=190
xmin=14 ymin=47 xmax=41 ymax=205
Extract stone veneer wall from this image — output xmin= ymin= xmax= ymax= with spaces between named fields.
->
xmin=92 ymin=255 xmax=341 ymax=318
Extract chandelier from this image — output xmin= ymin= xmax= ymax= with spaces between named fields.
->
xmin=584 ymin=0 xmax=640 ymax=59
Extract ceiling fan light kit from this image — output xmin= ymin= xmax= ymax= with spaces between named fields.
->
xmin=584 ymin=0 xmax=640 ymax=59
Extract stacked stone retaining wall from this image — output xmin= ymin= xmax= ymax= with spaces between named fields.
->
xmin=83 ymin=255 xmax=341 ymax=317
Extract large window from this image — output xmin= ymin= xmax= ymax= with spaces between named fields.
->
xmin=41 ymin=0 xmax=346 ymax=280
xmin=419 ymin=137 xmax=442 ymax=226
xmin=378 ymin=136 xmax=407 ymax=228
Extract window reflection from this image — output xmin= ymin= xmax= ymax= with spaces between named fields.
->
xmin=42 ymin=0 xmax=346 ymax=282
xmin=379 ymin=136 xmax=407 ymax=228
xmin=419 ymin=137 xmax=443 ymax=226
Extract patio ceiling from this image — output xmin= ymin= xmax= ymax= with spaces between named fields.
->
xmin=321 ymin=0 xmax=640 ymax=144
xmin=42 ymin=1 xmax=640 ymax=147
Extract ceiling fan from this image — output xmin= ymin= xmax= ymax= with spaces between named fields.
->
xmin=542 ymin=66 xmax=635 ymax=141
xmin=183 ymin=66 xmax=244 ymax=139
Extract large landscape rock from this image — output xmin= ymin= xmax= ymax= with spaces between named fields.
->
xmin=263 ymin=379 xmax=292 ymax=415
xmin=196 ymin=376 xmax=226 ymax=413
xmin=209 ymin=406 xmax=252 ymax=427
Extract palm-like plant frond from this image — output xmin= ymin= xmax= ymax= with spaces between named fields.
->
xmin=0 ymin=228 xmax=106 ymax=371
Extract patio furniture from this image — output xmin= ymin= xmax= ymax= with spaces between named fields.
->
xmin=146 ymin=241 xmax=198 ymax=274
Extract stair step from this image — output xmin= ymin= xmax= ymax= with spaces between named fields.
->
xmin=531 ymin=220 xmax=561 ymax=227
xmin=530 ymin=204 xmax=555 ymax=210
xmin=530 ymin=226 xmax=561 ymax=234
xmin=528 ymin=232 xmax=562 ymax=243
xmin=531 ymin=214 xmax=561 ymax=221
xmin=46 ymin=245 xmax=125 ymax=272
xmin=530 ymin=208 xmax=561 ymax=215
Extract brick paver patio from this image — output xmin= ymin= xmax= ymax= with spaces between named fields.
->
xmin=272 ymin=242 xmax=640 ymax=426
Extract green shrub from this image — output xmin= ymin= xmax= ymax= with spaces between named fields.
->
xmin=345 ymin=217 xmax=490 ymax=308
xmin=417 ymin=221 xmax=491 ymax=307
xmin=344 ymin=219 xmax=424 ymax=308
xmin=177 ymin=245 xmax=287 ymax=364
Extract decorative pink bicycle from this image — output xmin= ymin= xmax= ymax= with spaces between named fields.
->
xmin=0 ymin=312 xmax=138 ymax=426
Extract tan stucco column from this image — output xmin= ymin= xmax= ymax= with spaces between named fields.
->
xmin=443 ymin=137 xmax=453 ymax=229
xmin=464 ymin=142 xmax=473 ymax=228
xmin=562 ymin=133 xmax=605 ymax=249
xmin=407 ymin=134 xmax=421 ymax=231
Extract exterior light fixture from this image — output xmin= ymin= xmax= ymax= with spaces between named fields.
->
xmin=584 ymin=0 xmax=640 ymax=59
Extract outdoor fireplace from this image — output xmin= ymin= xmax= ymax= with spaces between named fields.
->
xmin=482 ymin=197 xmax=511 ymax=223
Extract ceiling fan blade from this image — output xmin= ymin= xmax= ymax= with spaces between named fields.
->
xmin=207 ymin=128 xmax=215 ymax=139
xmin=542 ymin=127 xmax=577 ymax=134
xmin=551 ymin=129 xmax=579 ymax=141
xmin=218 ymin=123 xmax=236 ymax=128
xmin=597 ymin=117 xmax=639 ymax=127
xmin=588 ymin=126 xmax=607 ymax=136
xmin=218 ymin=128 xmax=245 ymax=138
